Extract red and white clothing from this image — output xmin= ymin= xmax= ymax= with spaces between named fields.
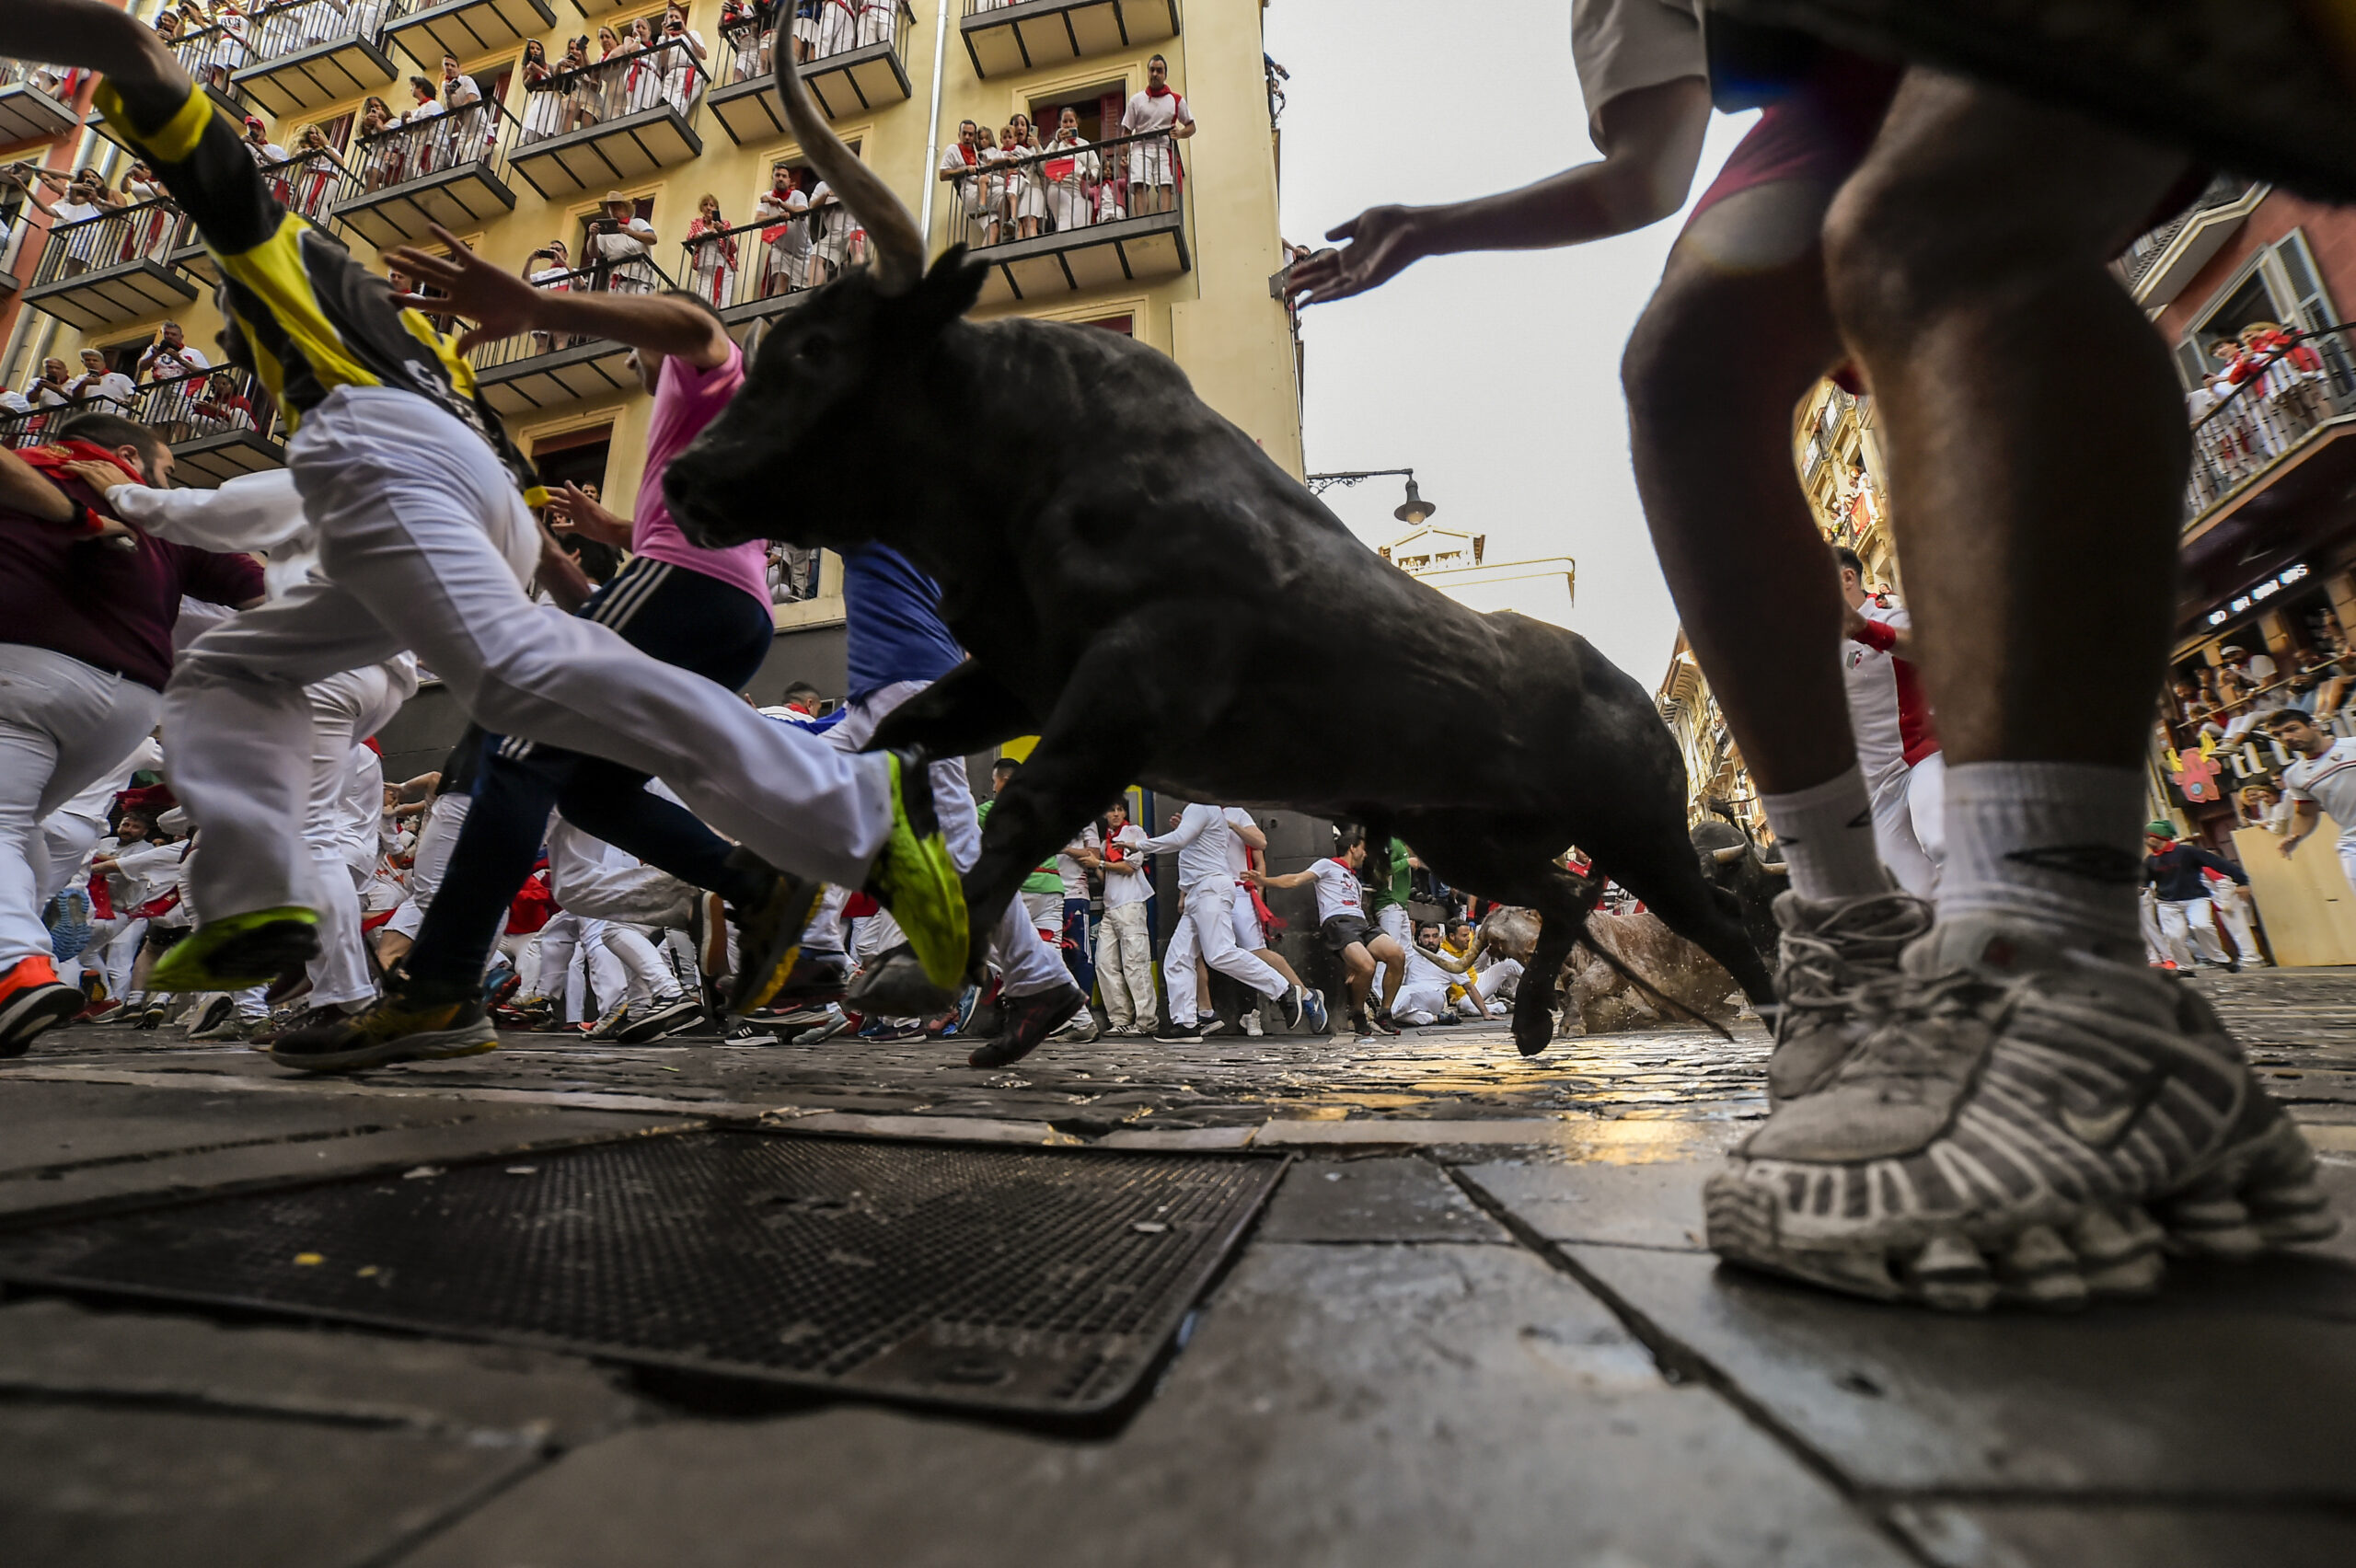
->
xmin=1145 ymin=803 xmax=1287 ymax=1024
xmin=1843 ymin=597 xmax=1943 ymax=897
xmin=1120 ymin=85 xmax=1191 ymax=186
xmin=2284 ymin=736 xmax=2356 ymax=892
xmin=1306 ymin=857 xmax=1367 ymax=926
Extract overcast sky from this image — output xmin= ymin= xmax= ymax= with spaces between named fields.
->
xmin=1263 ymin=0 xmax=1756 ymax=685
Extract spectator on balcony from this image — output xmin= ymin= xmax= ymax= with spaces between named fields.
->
xmin=854 ymin=0 xmax=893 ymax=48
xmin=803 ymin=176 xmax=850 ymax=285
xmin=752 ymin=162 xmax=808 ymax=298
xmin=620 ymin=17 xmax=664 ymax=114
xmin=976 ymin=124 xmax=1016 ymax=247
xmin=238 ymin=113 xmax=285 ymax=167
xmin=719 ymin=0 xmax=766 ymax=80
xmin=586 ymin=191 xmax=657 ymax=294
xmin=1120 ymin=53 xmax=1192 ymax=217
xmin=657 ymin=3 xmax=706 ymax=104
xmin=187 ymin=369 xmax=254 ymax=434
xmin=815 ymin=0 xmax=856 ymax=57
xmin=936 ymin=119 xmax=987 ymax=244
xmin=28 ymin=358 xmax=74 ymax=409
xmin=64 ymin=349 xmax=134 ymax=410
xmin=401 ymin=76 xmax=443 ymax=174
xmin=518 ymin=39 xmax=562 ymax=142
xmin=437 ymin=55 xmax=483 ymax=164
xmin=288 ymin=123 xmax=347 ymax=217
xmin=683 ymin=192 xmax=737 ymax=309
xmin=354 ymin=96 xmax=402 ymax=190
xmin=136 ymin=320 xmax=210 ymax=384
xmin=1006 ymin=116 xmax=1045 ymax=241
xmin=1041 ymin=108 xmax=1097 ymax=234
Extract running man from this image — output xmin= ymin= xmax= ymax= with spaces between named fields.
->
xmin=2 ymin=0 xmax=964 ymax=1074
xmin=1144 ymin=801 xmax=1319 ymax=1044
xmin=2261 ymin=709 xmax=2356 ymax=891
xmin=1251 ymin=830 xmax=1405 ymax=1040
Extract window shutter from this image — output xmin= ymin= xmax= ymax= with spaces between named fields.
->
xmin=2273 ymin=229 xmax=2339 ymax=332
xmin=1101 ymin=88 xmax=1125 ymax=141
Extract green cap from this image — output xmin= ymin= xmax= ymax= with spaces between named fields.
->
xmin=2147 ymin=819 xmax=2177 ymax=837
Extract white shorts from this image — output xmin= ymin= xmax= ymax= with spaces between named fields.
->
xmin=1230 ymin=880 xmax=1265 ymax=951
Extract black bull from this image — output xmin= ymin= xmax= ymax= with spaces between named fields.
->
xmin=664 ymin=257 xmax=1776 ymax=1052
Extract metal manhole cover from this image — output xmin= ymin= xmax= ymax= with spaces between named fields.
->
xmin=0 ymin=1131 xmax=1286 ymax=1415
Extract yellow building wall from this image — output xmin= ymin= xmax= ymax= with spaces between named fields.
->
xmin=37 ymin=0 xmax=1303 ymax=554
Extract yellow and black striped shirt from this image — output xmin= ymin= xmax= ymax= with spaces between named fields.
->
xmin=91 ymin=79 xmax=545 ymax=505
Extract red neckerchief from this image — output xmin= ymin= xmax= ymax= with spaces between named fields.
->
xmin=1146 ymin=82 xmax=1174 ymax=98
xmin=17 ymin=438 xmax=143 ymax=485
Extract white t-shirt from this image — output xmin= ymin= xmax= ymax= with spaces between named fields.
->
xmin=2282 ymin=737 xmax=2356 ymax=846
xmin=1141 ymin=801 xmax=1237 ymax=890
xmin=1102 ymin=824 xmax=1151 ymax=909
xmin=71 ymin=370 xmax=136 ymax=405
xmin=444 ymin=75 xmax=481 ymax=109
xmin=1307 ymin=858 xmax=1366 ymax=926
xmin=1842 ymin=599 xmax=1911 ymax=779
xmin=1120 ymin=89 xmax=1194 ymax=137
xmin=592 ymin=217 xmax=657 ymax=261
xmin=1569 ymin=0 xmax=1705 ymax=135
xmin=140 ymin=342 xmax=211 ymax=380
xmin=1057 ymin=823 xmax=1101 ymax=902
xmin=1222 ymin=807 xmax=1256 ymax=875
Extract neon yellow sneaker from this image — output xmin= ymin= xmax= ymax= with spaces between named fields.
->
xmin=148 ymin=907 xmax=320 ymax=993
xmin=864 ymin=751 xmax=969 ymax=994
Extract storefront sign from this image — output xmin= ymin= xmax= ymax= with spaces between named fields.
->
xmin=2208 ymin=561 xmax=2312 ymax=626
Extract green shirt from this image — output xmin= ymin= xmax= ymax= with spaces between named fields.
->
xmin=1365 ymin=837 xmax=1415 ymax=914
xmin=977 ymin=799 xmax=1065 ymax=896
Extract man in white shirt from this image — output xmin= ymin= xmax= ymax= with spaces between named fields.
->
xmin=1834 ymin=546 xmax=1939 ymax=896
xmin=1118 ymin=53 xmax=1193 ymax=215
xmin=240 ymin=114 xmax=287 ymax=166
xmin=1141 ymin=800 xmax=1314 ymax=1043
xmin=136 ymin=319 xmax=212 ymax=383
xmin=1092 ymin=798 xmax=1155 ymax=1034
xmin=64 ymin=348 xmax=135 ymax=409
xmin=2262 ymin=709 xmax=2356 ymax=893
xmin=1389 ymin=921 xmax=1491 ymax=1027
xmin=587 ymin=190 xmax=659 ymax=293
xmin=1251 ymin=829 xmax=1408 ymax=1038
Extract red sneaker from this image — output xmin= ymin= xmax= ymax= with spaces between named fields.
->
xmin=1 ymin=955 xmax=85 ymax=1056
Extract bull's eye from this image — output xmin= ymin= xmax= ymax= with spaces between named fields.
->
xmin=796 ymin=333 xmax=834 ymax=367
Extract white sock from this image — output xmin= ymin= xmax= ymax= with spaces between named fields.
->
xmin=1759 ymin=767 xmax=1895 ymax=902
xmin=1937 ymin=761 xmax=2143 ymax=955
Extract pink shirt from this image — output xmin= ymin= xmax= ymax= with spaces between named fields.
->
xmin=629 ymin=339 xmax=770 ymax=607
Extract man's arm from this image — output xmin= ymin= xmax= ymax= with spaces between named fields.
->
xmin=1846 ymin=606 xmax=1919 ymax=662
xmin=1224 ymin=810 xmax=1268 ymax=852
xmin=2192 ymin=846 xmax=2250 ymax=886
xmin=1246 ymin=867 xmax=1317 ymax=891
xmin=387 ymin=223 xmax=730 ymax=370
xmin=65 ymin=463 xmax=307 ymax=554
xmin=533 ymin=519 xmax=595 ymax=613
xmin=2281 ymin=799 xmax=2322 ymax=857
xmin=1286 ymin=76 xmax=1710 ymax=306
xmin=1139 ymin=803 xmax=1212 ymax=855
xmin=0 ymin=3 xmax=181 ymax=110
xmin=0 ymin=445 xmax=78 ymax=525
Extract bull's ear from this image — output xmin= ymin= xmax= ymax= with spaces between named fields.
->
xmin=907 ymin=245 xmax=987 ymax=334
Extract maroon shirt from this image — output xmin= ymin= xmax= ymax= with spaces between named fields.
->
xmin=0 ymin=479 xmax=264 ymax=691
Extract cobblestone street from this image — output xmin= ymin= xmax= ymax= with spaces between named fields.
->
xmin=4 ymin=967 xmax=2353 ymax=1566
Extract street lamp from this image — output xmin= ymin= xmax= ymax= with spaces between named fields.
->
xmin=1305 ymin=467 xmax=1437 ymax=525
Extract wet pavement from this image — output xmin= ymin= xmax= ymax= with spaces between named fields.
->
xmin=3 ymin=967 xmax=2353 ymax=1565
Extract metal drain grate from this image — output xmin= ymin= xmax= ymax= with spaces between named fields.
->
xmin=0 ymin=1130 xmax=1286 ymax=1415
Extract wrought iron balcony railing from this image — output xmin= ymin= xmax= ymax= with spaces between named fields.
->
xmin=0 ymin=366 xmax=283 ymax=483
xmin=710 ymin=0 xmax=912 ymax=130
xmin=941 ymin=126 xmax=1184 ymax=250
xmin=2185 ymin=323 xmax=2356 ymax=525
xmin=234 ymin=0 xmax=398 ymax=117
xmin=329 ymin=97 xmax=519 ymax=248
xmin=958 ymin=0 xmax=1181 ymax=79
xmin=519 ymin=38 xmax=708 ymax=147
xmin=466 ymin=257 xmax=676 ymax=412
xmin=678 ymin=213 xmax=873 ymax=322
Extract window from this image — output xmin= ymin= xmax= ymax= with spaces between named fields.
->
xmin=1026 ymin=86 xmax=1126 ymax=144
xmin=2176 ymin=229 xmax=2344 ymax=390
xmin=1082 ymin=313 xmax=1132 ymax=335
xmin=532 ymin=424 xmax=620 ymax=581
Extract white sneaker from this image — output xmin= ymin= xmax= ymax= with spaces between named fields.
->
xmin=1764 ymin=888 xmax=1934 ymax=1105
xmin=1708 ymin=913 xmax=2337 ymax=1310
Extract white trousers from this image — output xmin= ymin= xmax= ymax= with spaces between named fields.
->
xmin=1909 ymin=751 xmax=1947 ymax=864
xmin=817 ymin=678 xmax=1067 ymax=999
xmin=1391 ymin=978 xmax=1454 ymax=1025
xmin=1865 ymin=757 xmax=1940 ymax=899
xmin=2210 ymin=882 xmax=2265 ymax=966
xmin=384 ymin=791 xmax=468 ymax=941
xmin=0 ymin=645 xmax=163 ymax=967
xmin=161 ymin=387 xmax=889 ymax=948
xmin=1472 ymin=957 xmax=1523 ymax=1009
xmin=2155 ymin=897 xmax=2231 ymax=968
xmin=1095 ymin=898 xmax=1156 ymax=1028
xmin=300 ymin=663 xmax=409 ymax=1008
xmin=1163 ymin=880 xmax=1285 ymax=1023
xmin=598 ymin=921 xmax=682 ymax=1002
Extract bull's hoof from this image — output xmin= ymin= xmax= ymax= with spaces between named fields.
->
xmin=1515 ymin=1012 xmax=1553 ymax=1057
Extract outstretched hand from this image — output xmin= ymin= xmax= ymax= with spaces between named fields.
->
xmin=544 ymin=481 xmax=633 ymax=548
xmin=1284 ymin=204 xmax=1425 ymax=307
xmin=387 ymin=223 xmax=540 ymax=353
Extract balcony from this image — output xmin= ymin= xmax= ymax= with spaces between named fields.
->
xmin=679 ymin=218 xmax=853 ymax=335
xmin=959 ymin=0 xmax=1179 ymax=79
xmin=2178 ymin=324 xmax=2356 ymax=611
xmin=2117 ymin=174 xmax=2269 ymax=310
xmin=0 ymin=61 xmax=81 ymax=146
xmin=21 ymin=199 xmax=199 ymax=331
xmin=467 ymin=258 xmax=673 ymax=416
xmin=707 ymin=2 xmax=915 ymax=144
xmin=0 ymin=366 xmax=283 ymax=486
xmin=87 ymin=21 xmax=254 ymax=149
xmin=134 ymin=365 xmax=287 ymax=485
xmin=232 ymin=0 xmax=399 ymax=121
xmin=942 ymin=128 xmax=1188 ymax=305
xmin=381 ymin=0 xmax=558 ymax=72
xmin=329 ymin=100 xmax=518 ymax=249
xmin=508 ymin=40 xmax=704 ymax=200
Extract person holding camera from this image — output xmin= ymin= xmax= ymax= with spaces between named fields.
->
xmin=585 ymin=190 xmax=656 ymax=295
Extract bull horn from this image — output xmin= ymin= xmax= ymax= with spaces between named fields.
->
xmin=1759 ymin=856 xmax=1788 ymax=875
xmin=772 ymin=54 xmax=923 ymax=294
xmin=1710 ymin=844 xmax=1747 ymax=864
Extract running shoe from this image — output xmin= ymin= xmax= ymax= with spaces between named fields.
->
xmin=618 ymin=995 xmax=704 ymax=1043
xmin=0 ymin=955 xmax=84 ymax=1057
xmin=269 ymin=977 xmax=498 ymax=1074
xmin=1764 ymin=889 xmax=1935 ymax=1106
xmin=1367 ymin=1009 xmax=1402 ymax=1037
xmin=791 ymin=1005 xmax=853 ymax=1045
xmin=1152 ymin=1020 xmax=1205 ymax=1044
xmin=719 ymin=1020 xmax=775 ymax=1044
xmin=846 ymin=944 xmax=957 ymax=1018
xmin=191 ymin=996 xmax=234 ymax=1036
xmin=585 ymin=998 xmax=633 ymax=1041
xmin=967 ymin=982 xmax=1088 ymax=1068
xmin=1276 ymin=982 xmax=1307 ymax=1031
xmin=1049 ymin=1008 xmax=1101 ymax=1044
xmin=188 ymin=1010 xmax=260 ymax=1043
xmin=1242 ymin=1012 xmax=1265 ymax=1037
xmin=1300 ymin=988 xmax=1330 ymax=1035
xmin=148 ymin=907 xmax=320 ymax=993
xmin=481 ymin=963 xmax=521 ymax=1010
xmin=862 ymin=751 xmax=970 ymax=995
xmin=689 ymin=888 xmax=729 ymax=978
xmin=720 ymin=848 xmax=827 ymax=1015
xmin=769 ymin=948 xmax=852 ymax=1009
xmin=1705 ymin=913 xmax=2339 ymax=1311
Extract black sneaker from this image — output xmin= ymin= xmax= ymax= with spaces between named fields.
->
xmin=721 ymin=848 xmax=828 ymax=1015
xmin=269 ymin=977 xmax=497 ymax=1074
xmin=617 ymin=994 xmax=705 ymax=1043
xmin=1153 ymin=1020 xmax=1205 ymax=1043
xmin=967 ymin=982 xmax=1087 ymax=1068
xmin=1277 ymin=983 xmax=1306 ymax=1031
xmin=1368 ymin=1010 xmax=1402 ymax=1037
xmin=769 ymin=947 xmax=852 ymax=1009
